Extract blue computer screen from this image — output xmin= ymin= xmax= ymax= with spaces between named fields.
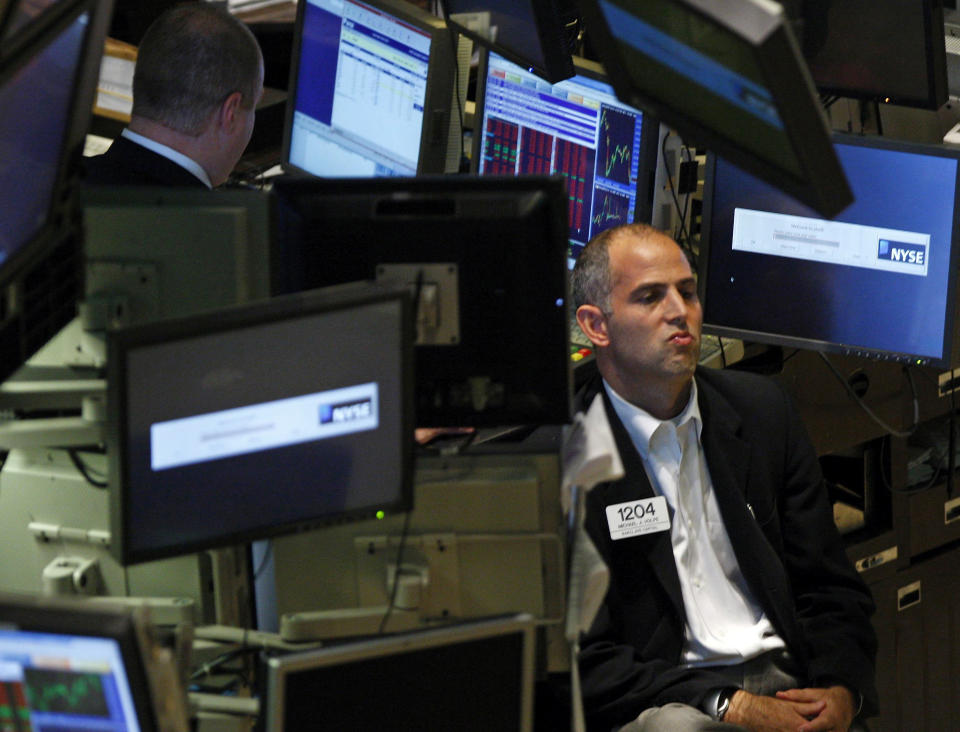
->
xmin=0 ymin=628 xmax=143 ymax=731
xmin=702 ymin=135 xmax=960 ymax=366
xmin=0 ymin=11 xmax=86 ymax=267
xmin=475 ymin=51 xmax=657 ymax=267
xmin=286 ymin=0 xmax=434 ymax=177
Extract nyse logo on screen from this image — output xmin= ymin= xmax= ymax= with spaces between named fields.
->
xmin=878 ymin=239 xmax=926 ymax=266
xmin=320 ymin=398 xmax=373 ymax=425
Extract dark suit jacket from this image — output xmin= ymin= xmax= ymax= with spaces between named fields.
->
xmin=82 ymin=135 xmax=207 ymax=187
xmin=577 ymin=365 xmax=878 ymax=732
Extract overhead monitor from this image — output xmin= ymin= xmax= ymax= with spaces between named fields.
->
xmin=802 ymin=0 xmax=948 ymax=110
xmin=574 ymin=0 xmax=852 ymax=218
xmin=441 ymin=0 xmax=575 ymax=83
xmin=700 ymin=133 xmax=960 ymax=369
xmin=262 ymin=614 xmax=536 ymax=732
xmin=0 ymin=0 xmax=73 ymax=44
xmin=107 ymin=283 xmax=414 ymax=565
xmin=473 ymin=50 xmax=660 ymax=267
xmin=0 ymin=0 xmax=114 ymax=384
xmin=282 ymin=0 xmax=457 ymax=178
xmin=270 ymin=174 xmax=572 ymax=428
xmin=0 ymin=593 xmax=162 ymax=732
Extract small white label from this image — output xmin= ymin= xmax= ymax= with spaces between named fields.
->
xmin=606 ymin=496 xmax=670 ymax=540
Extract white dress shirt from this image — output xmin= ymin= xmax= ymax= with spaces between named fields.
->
xmin=604 ymin=378 xmax=785 ymax=667
xmin=121 ymin=129 xmax=213 ymax=188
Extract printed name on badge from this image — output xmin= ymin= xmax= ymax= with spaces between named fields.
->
xmin=606 ymin=496 xmax=670 ymax=540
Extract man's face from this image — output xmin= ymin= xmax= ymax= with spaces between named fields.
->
xmin=600 ymin=233 xmax=702 ymax=397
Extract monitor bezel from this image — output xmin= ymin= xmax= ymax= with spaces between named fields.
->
xmin=107 ymin=283 xmax=416 ymax=566
xmin=0 ymin=592 xmax=160 ymax=732
xmin=280 ymin=0 xmax=457 ymax=179
xmin=470 ymin=49 xmax=662 ymax=250
xmin=0 ymin=0 xmax=114 ymax=384
xmin=269 ymin=173 xmax=573 ymax=428
xmin=802 ymin=0 xmax=948 ymax=110
xmin=441 ymin=0 xmax=575 ymax=83
xmin=574 ymin=0 xmax=852 ymax=219
xmin=699 ymin=132 xmax=960 ymax=369
xmin=263 ymin=614 xmax=536 ymax=732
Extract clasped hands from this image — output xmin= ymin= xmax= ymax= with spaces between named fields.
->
xmin=724 ymin=685 xmax=856 ymax=732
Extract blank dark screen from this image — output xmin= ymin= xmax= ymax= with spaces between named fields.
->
xmin=282 ymin=633 xmax=524 ymax=731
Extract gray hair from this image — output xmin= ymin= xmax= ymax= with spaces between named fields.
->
xmin=571 ymin=223 xmax=670 ymax=315
xmin=132 ymin=4 xmax=262 ymax=136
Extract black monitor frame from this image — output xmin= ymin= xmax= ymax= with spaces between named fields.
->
xmin=574 ymin=0 xmax=852 ymax=219
xmin=270 ymin=174 xmax=573 ymax=428
xmin=802 ymin=0 xmax=948 ymax=110
xmin=0 ymin=593 xmax=161 ymax=732
xmin=0 ymin=0 xmax=114 ymax=384
xmin=699 ymin=132 xmax=960 ymax=369
xmin=107 ymin=283 xmax=415 ymax=566
xmin=440 ymin=0 xmax=575 ymax=83
xmin=281 ymin=0 xmax=457 ymax=179
xmin=471 ymin=49 xmax=661 ymax=266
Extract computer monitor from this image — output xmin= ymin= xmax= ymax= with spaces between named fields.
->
xmin=0 ymin=0 xmax=114 ymax=383
xmin=700 ymin=133 xmax=960 ymax=369
xmin=106 ymin=283 xmax=414 ymax=566
xmin=441 ymin=0 xmax=575 ymax=83
xmin=0 ymin=0 xmax=73 ymax=43
xmin=472 ymin=50 xmax=660 ymax=267
xmin=802 ymin=0 xmax=948 ymax=110
xmin=282 ymin=0 xmax=457 ymax=178
xmin=0 ymin=593 xmax=162 ymax=732
xmin=270 ymin=174 xmax=572 ymax=428
xmin=262 ymin=614 xmax=536 ymax=732
xmin=574 ymin=0 xmax=852 ymax=218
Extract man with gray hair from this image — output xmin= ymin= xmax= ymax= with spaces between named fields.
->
xmin=84 ymin=3 xmax=263 ymax=188
xmin=571 ymin=223 xmax=877 ymax=732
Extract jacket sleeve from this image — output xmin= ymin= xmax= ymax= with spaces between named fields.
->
xmin=770 ymin=380 xmax=879 ymax=716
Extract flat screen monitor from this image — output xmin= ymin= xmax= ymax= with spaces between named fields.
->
xmin=441 ymin=0 xmax=575 ymax=83
xmin=0 ymin=593 xmax=160 ymax=732
xmin=262 ymin=614 xmax=536 ymax=732
xmin=700 ymin=133 xmax=960 ymax=369
xmin=473 ymin=50 xmax=660 ymax=268
xmin=802 ymin=0 xmax=948 ymax=110
xmin=282 ymin=0 xmax=457 ymax=178
xmin=270 ymin=174 xmax=572 ymax=428
xmin=107 ymin=283 xmax=414 ymax=566
xmin=0 ymin=0 xmax=113 ymax=384
xmin=574 ymin=0 xmax=852 ymax=219
xmin=0 ymin=0 xmax=72 ymax=43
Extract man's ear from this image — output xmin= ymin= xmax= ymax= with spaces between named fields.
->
xmin=576 ymin=304 xmax=610 ymax=348
xmin=217 ymin=91 xmax=244 ymax=131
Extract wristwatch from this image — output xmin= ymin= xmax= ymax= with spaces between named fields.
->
xmin=716 ymin=687 xmax=735 ymax=721
xmin=706 ymin=687 xmax=737 ymax=721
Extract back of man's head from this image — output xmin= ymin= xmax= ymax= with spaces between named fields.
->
xmin=132 ymin=3 xmax=262 ymax=136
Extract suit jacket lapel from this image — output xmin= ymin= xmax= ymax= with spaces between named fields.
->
xmin=597 ymin=386 xmax=685 ymax=619
xmin=697 ymin=376 xmax=798 ymax=647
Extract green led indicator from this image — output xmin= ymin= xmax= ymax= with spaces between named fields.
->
xmin=376 ymin=510 xmax=386 ymax=520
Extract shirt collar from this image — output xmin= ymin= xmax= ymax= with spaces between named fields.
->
xmin=121 ymin=128 xmax=213 ymax=188
xmin=603 ymin=377 xmax=703 ymax=458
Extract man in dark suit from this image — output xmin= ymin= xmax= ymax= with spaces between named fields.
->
xmin=571 ymin=223 xmax=877 ymax=732
xmin=83 ymin=4 xmax=263 ymax=188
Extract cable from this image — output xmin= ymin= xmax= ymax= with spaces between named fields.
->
xmin=817 ymin=353 xmax=918 ymax=439
xmin=378 ymin=507 xmax=414 ymax=634
xmin=67 ymin=449 xmax=107 ymax=489
xmin=660 ymin=131 xmax=694 ymax=262
xmin=444 ymin=13 xmax=468 ymax=172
